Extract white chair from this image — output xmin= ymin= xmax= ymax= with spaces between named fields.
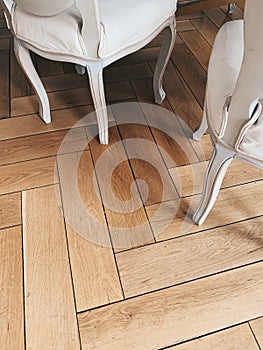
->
xmin=193 ymin=0 xmax=263 ymax=225
xmin=2 ymin=0 xmax=177 ymax=144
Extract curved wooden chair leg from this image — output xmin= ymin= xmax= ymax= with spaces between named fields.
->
xmin=193 ymin=102 xmax=208 ymax=141
xmin=193 ymin=143 xmax=235 ymax=226
xmin=13 ymin=38 xmax=51 ymax=124
xmin=153 ymin=19 xmax=176 ymax=104
xmin=87 ymin=62 xmax=108 ymax=145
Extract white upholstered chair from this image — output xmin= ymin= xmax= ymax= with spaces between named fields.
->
xmin=2 ymin=0 xmax=177 ymax=144
xmin=193 ymin=0 xmax=263 ymax=225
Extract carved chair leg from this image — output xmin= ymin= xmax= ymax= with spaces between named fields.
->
xmin=86 ymin=62 xmax=108 ymax=145
xmin=14 ymin=38 xmax=51 ymax=123
xmin=193 ymin=143 xmax=235 ymax=226
xmin=153 ymin=19 xmax=176 ymax=104
xmin=193 ymin=96 xmax=208 ymax=141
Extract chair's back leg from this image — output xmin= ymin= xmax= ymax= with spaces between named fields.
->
xmin=153 ymin=18 xmax=176 ymax=104
xmin=193 ymin=142 xmax=235 ymax=225
xmin=86 ymin=61 xmax=108 ymax=145
xmin=14 ymin=38 xmax=51 ymax=123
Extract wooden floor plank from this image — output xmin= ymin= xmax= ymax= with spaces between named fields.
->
xmin=171 ymin=43 xmax=207 ymax=107
xmin=131 ymin=78 xmax=199 ymax=167
xmin=0 ymin=226 xmax=24 ymax=350
xmin=87 ymin=124 xmax=154 ymax=251
xmin=78 ymin=262 xmax=263 ymax=350
xmin=22 ymin=185 xmax=80 ymax=349
xmin=116 ymin=217 xmax=263 ymax=297
xmin=0 ymin=127 xmax=87 ymax=166
xmin=0 ymin=193 xmax=21 ymax=229
xmin=0 ymin=48 xmax=9 ymax=118
xmin=179 ymin=30 xmax=212 ymax=71
xmin=204 ymin=7 xmax=230 ymax=28
xmin=58 ymin=151 xmax=123 ymax=311
xmin=170 ymin=158 xmax=263 ymax=197
xmin=147 ymin=180 xmax=263 ymax=242
xmin=170 ymin=324 xmax=259 ymax=350
xmin=250 ymin=317 xmax=263 ymax=349
xmin=113 ymin=102 xmax=179 ymax=205
xmin=191 ymin=16 xmax=219 ymax=46
xmin=35 ymin=55 xmax=64 ymax=77
xmin=0 ymin=156 xmax=57 ymax=196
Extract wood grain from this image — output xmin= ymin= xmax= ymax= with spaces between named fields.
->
xmin=191 ymin=16 xmax=219 ymax=46
xmin=58 ymin=151 xmax=123 ymax=311
xmin=0 ymin=193 xmax=21 ymax=229
xmin=78 ymin=262 xmax=263 ymax=350
xmin=170 ymin=324 xmax=259 ymax=350
xmin=0 ymin=226 xmax=24 ymax=350
xmin=116 ymin=217 xmax=263 ymax=297
xmin=87 ymin=124 xmax=154 ymax=251
xmin=0 ymin=49 xmax=9 ymax=118
xmin=147 ymin=180 xmax=263 ymax=241
xmin=250 ymin=317 xmax=263 ymax=349
xmin=0 ymin=156 xmax=57 ymax=195
xmin=22 ymin=185 xmax=80 ymax=349
xmin=0 ymin=127 xmax=87 ymax=166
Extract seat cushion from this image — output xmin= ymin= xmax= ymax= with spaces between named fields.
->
xmin=98 ymin=0 xmax=177 ymax=58
xmin=12 ymin=4 xmax=87 ymax=58
xmin=206 ymin=20 xmax=244 ymax=136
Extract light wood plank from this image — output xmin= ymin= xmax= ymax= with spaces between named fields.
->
xmin=170 ymin=324 xmax=259 ymax=350
xmin=22 ymin=185 xmax=80 ymax=349
xmin=0 ymin=226 xmax=24 ymax=350
xmin=78 ymin=262 xmax=263 ymax=350
xmin=0 ymin=105 xmax=114 ymax=141
xmin=170 ymin=158 xmax=263 ymax=197
xmin=0 ymin=193 xmax=21 ymax=229
xmin=116 ymin=217 xmax=263 ymax=297
xmin=250 ymin=317 xmax=263 ymax=349
xmin=11 ymin=82 xmax=134 ymax=117
xmin=131 ymin=78 xmax=199 ymax=167
xmin=0 ymin=156 xmax=57 ymax=195
xmin=0 ymin=127 xmax=87 ymax=166
xmin=147 ymin=181 xmax=263 ymax=242
xmin=113 ymin=102 xmax=179 ymax=205
xmin=87 ymin=124 xmax=154 ymax=251
xmin=58 ymin=151 xmax=123 ymax=311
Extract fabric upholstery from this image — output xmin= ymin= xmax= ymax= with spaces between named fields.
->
xmin=11 ymin=0 xmax=177 ymax=59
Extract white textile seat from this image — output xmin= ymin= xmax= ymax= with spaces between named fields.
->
xmin=193 ymin=0 xmax=263 ymax=225
xmin=2 ymin=0 xmax=177 ymax=144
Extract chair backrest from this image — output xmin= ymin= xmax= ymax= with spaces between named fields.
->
xmin=14 ymin=0 xmax=74 ymax=16
xmin=224 ymin=0 xmax=263 ymax=147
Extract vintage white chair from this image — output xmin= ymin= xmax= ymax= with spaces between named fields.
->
xmin=1 ymin=0 xmax=177 ymax=144
xmin=193 ymin=0 xmax=263 ymax=225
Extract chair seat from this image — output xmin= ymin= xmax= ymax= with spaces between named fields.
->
xmin=98 ymin=0 xmax=176 ymax=58
xmin=11 ymin=0 xmax=176 ymax=59
xmin=206 ymin=20 xmax=244 ymax=135
xmin=12 ymin=5 xmax=87 ymax=58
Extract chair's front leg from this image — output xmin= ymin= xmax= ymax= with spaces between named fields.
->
xmin=13 ymin=38 xmax=51 ymax=124
xmin=86 ymin=61 xmax=108 ymax=145
xmin=193 ymin=143 xmax=235 ymax=226
xmin=153 ymin=18 xmax=176 ymax=104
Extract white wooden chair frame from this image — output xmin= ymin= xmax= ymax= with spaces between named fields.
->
xmin=2 ymin=0 xmax=176 ymax=144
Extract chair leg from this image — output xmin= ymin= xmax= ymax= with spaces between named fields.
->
xmin=227 ymin=3 xmax=236 ymax=14
xmin=193 ymin=97 xmax=208 ymax=141
xmin=13 ymin=38 xmax=51 ymax=124
xmin=153 ymin=20 xmax=176 ymax=104
xmin=193 ymin=143 xmax=235 ymax=226
xmin=86 ymin=62 xmax=108 ymax=145
xmin=75 ymin=64 xmax=86 ymax=75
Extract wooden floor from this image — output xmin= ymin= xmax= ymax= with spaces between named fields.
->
xmin=1 ymin=4 xmax=263 ymax=350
